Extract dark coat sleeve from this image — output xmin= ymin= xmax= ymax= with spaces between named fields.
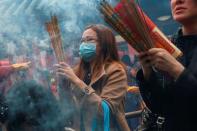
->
xmin=136 ymin=69 xmax=165 ymax=113
xmin=136 ymin=52 xmax=197 ymax=113
xmin=174 ymin=57 xmax=197 ymax=98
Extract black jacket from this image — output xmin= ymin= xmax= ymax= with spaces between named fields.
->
xmin=137 ymin=29 xmax=197 ymax=131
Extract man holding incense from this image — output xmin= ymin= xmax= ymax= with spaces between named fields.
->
xmin=137 ymin=0 xmax=197 ymax=130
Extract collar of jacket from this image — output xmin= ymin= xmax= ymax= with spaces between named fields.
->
xmin=172 ymin=28 xmax=197 ymax=41
xmin=89 ymin=65 xmax=106 ymax=86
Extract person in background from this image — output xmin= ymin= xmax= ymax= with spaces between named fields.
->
xmin=121 ymin=54 xmax=140 ymax=86
xmin=0 ymin=60 xmax=30 ymax=94
xmin=121 ymin=54 xmax=144 ymax=130
xmin=136 ymin=0 xmax=197 ymax=130
xmin=55 ymin=24 xmax=130 ymax=131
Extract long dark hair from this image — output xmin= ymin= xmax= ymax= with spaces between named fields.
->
xmin=75 ymin=24 xmax=122 ymax=80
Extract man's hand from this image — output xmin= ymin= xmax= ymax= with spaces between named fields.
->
xmin=148 ymin=48 xmax=185 ymax=80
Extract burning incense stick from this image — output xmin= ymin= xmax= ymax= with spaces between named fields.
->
xmin=100 ymin=1 xmax=144 ymax=52
xmin=99 ymin=0 xmax=182 ymax=58
xmin=45 ymin=16 xmax=65 ymax=63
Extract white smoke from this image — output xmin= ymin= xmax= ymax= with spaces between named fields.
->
xmin=0 ymin=0 xmax=114 ymax=52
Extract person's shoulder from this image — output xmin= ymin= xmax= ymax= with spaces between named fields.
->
xmin=105 ymin=61 xmax=125 ymax=74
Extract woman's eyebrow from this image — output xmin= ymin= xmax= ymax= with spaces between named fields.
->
xmin=81 ymin=36 xmax=97 ymax=41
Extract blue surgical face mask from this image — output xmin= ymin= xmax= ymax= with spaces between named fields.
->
xmin=79 ymin=42 xmax=96 ymax=62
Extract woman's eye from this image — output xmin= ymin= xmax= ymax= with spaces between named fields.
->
xmin=87 ymin=39 xmax=94 ymax=41
xmin=81 ymin=37 xmax=97 ymax=43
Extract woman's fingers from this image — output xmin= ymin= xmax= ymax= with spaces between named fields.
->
xmin=59 ymin=62 xmax=69 ymax=67
xmin=55 ymin=68 xmax=66 ymax=73
xmin=56 ymin=72 xmax=67 ymax=77
xmin=54 ymin=64 xmax=62 ymax=68
xmin=54 ymin=63 xmax=70 ymax=71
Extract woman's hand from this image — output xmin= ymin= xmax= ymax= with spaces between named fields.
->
xmin=54 ymin=62 xmax=86 ymax=88
xmin=148 ymin=48 xmax=185 ymax=80
xmin=54 ymin=62 xmax=80 ymax=84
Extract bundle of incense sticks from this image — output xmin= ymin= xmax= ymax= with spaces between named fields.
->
xmin=99 ymin=0 xmax=182 ymax=58
xmin=45 ymin=16 xmax=65 ymax=63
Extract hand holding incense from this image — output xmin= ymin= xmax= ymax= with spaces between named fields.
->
xmin=99 ymin=0 xmax=182 ymax=58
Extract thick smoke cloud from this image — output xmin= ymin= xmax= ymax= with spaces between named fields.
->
xmin=0 ymin=0 xmax=117 ymax=85
xmin=0 ymin=0 xmax=117 ymax=58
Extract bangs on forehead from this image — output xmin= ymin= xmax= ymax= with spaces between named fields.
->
xmin=85 ymin=24 xmax=108 ymax=31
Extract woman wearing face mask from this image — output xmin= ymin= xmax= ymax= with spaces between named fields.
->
xmin=55 ymin=24 xmax=130 ymax=131
xmin=136 ymin=0 xmax=197 ymax=130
